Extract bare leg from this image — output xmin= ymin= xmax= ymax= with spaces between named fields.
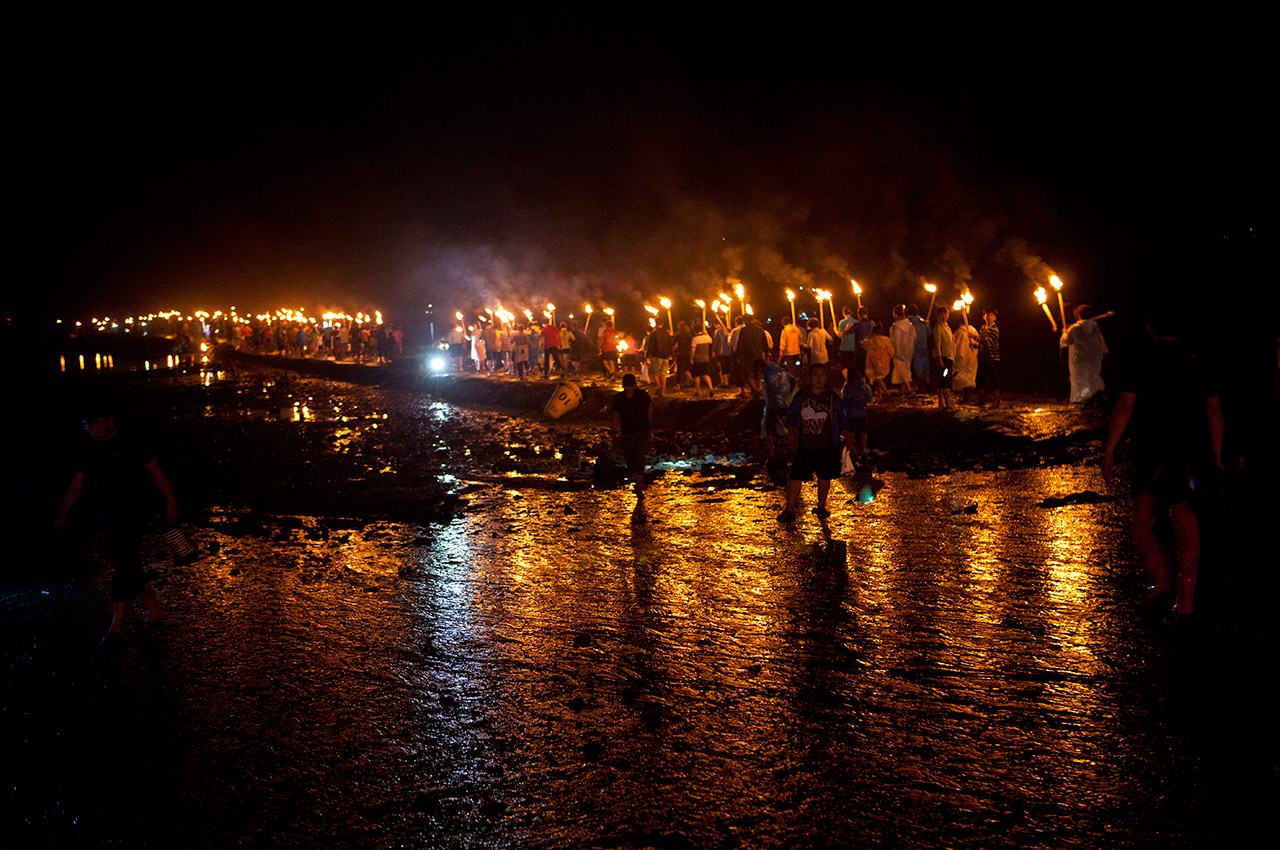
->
xmin=785 ymin=480 xmax=802 ymax=513
xmin=107 ymin=601 xmax=127 ymax=637
xmin=816 ymin=479 xmax=831 ymax=510
xmin=142 ymin=582 xmax=166 ymax=625
xmin=1132 ymin=494 xmax=1174 ymax=602
xmin=1170 ymin=501 xmax=1200 ymax=614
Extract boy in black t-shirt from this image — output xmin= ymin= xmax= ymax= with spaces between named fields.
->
xmin=611 ymin=374 xmax=652 ymax=522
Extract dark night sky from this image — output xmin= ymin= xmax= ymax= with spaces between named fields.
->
xmin=10 ymin=9 xmax=1269 ymax=337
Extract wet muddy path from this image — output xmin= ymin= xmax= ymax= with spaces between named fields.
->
xmin=6 ymin=364 xmax=1275 ymax=848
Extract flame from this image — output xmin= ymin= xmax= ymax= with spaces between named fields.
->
xmin=924 ymin=282 xmax=937 ymax=293
xmin=1036 ymin=287 xmax=1048 ymax=305
xmin=785 ymin=289 xmax=795 ymax=301
xmin=1049 ymin=274 xmax=1063 ymax=291
xmin=659 ymin=296 xmax=671 ymax=309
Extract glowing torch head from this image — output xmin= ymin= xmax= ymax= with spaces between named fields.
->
xmin=1036 ymin=287 xmax=1048 ymax=305
xmin=924 ymin=283 xmax=937 ymax=294
xmin=1049 ymin=275 xmax=1063 ymax=291
xmin=659 ymin=296 xmax=671 ymax=309
xmin=786 ymin=289 xmax=795 ymax=302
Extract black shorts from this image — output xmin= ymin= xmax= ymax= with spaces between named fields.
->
xmin=976 ymin=360 xmax=1000 ymax=391
xmin=691 ymin=361 xmax=710 ymax=377
xmin=1131 ymin=456 xmax=1194 ymax=504
xmin=103 ymin=524 xmax=148 ymax=602
xmin=839 ymin=349 xmax=860 ymax=369
xmin=617 ymin=431 xmax=649 ymax=479
xmin=789 ymin=447 xmax=841 ymax=481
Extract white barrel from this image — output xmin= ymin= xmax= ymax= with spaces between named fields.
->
xmin=544 ymin=382 xmax=583 ymax=419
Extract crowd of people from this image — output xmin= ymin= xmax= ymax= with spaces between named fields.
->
xmin=455 ymin=302 xmax=1018 ymax=413
xmin=187 ymin=317 xmax=404 ymax=363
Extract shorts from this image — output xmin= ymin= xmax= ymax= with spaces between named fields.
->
xmin=976 ymin=360 xmax=1000 ymax=391
xmin=617 ymin=431 xmax=649 ymax=480
xmin=788 ymin=447 xmax=841 ymax=482
xmin=931 ymin=357 xmax=953 ymax=389
xmin=691 ymin=361 xmax=710 ymax=378
xmin=103 ymin=523 xmax=148 ymax=602
xmin=839 ymin=349 xmax=860 ymax=369
xmin=848 ymin=414 xmax=867 ymax=436
xmin=648 ymin=357 xmax=670 ymax=377
xmin=1130 ymin=456 xmax=1194 ymax=504
xmin=601 ymin=351 xmax=618 ymax=364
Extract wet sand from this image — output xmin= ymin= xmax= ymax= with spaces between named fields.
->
xmin=5 ymin=356 xmax=1277 ymax=849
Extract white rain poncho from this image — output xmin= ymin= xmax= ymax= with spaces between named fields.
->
xmin=1061 ymin=319 xmax=1108 ymax=403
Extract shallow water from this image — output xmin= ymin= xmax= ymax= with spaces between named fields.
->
xmin=6 ymin=364 xmax=1274 ymax=849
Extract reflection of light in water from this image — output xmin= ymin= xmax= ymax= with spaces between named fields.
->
xmin=333 ymin=427 xmax=358 ymax=451
xmin=404 ymin=520 xmax=476 ymax=654
xmin=414 ymin=400 xmax=456 ymax=426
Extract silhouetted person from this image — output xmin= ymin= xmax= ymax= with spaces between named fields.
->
xmin=611 ymin=373 xmax=652 ymax=523
xmin=1102 ymin=313 xmax=1225 ymax=615
xmin=55 ymin=399 xmax=179 ymax=640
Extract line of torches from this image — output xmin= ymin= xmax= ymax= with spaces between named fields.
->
xmin=70 ymin=307 xmax=384 ymax=335
xmin=463 ymin=276 xmax=994 ymax=342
